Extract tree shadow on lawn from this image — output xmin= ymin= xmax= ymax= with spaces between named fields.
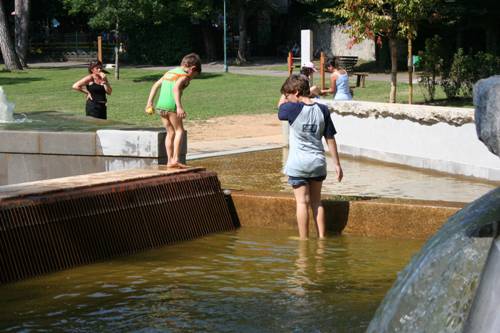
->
xmin=415 ymin=97 xmax=473 ymax=108
xmin=0 ymin=77 xmax=46 ymax=86
xmin=132 ymin=72 xmax=222 ymax=82
xmin=0 ymin=110 xmax=133 ymax=132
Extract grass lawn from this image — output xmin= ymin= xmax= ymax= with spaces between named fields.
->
xmin=0 ymin=67 xmax=472 ymax=131
xmin=0 ymin=68 xmax=284 ymax=131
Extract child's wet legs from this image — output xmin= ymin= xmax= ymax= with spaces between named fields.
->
xmin=293 ymin=184 xmax=310 ymax=239
xmin=309 ymin=180 xmax=325 ymax=239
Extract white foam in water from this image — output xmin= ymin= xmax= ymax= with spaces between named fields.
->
xmin=0 ymin=86 xmax=28 ymax=124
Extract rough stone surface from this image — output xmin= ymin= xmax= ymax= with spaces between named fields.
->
xmin=474 ymin=76 xmax=500 ymax=157
xmin=320 ymin=100 xmax=474 ymax=126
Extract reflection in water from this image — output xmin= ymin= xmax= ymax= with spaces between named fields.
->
xmin=191 ymin=149 xmax=499 ymax=203
xmin=0 ymin=228 xmax=423 ymax=332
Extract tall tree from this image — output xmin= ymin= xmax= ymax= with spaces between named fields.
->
xmin=14 ymin=0 xmax=29 ymax=67
xmin=181 ymin=0 xmax=220 ymax=61
xmin=329 ymin=0 xmax=435 ymax=103
xmin=0 ymin=0 xmax=22 ymax=70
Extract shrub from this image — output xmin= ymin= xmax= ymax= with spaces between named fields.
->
xmin=418 ymin=35 xmax=443 ymax=102
xmin=441 ymin=49 xmax=500 ymax=99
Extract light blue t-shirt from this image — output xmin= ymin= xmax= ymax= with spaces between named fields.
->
xmin=278 ymin=102 xmax=337 ymax=178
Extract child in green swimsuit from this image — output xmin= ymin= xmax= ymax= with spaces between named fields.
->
xmin=145 ymin=53 xmax=202 ymax=168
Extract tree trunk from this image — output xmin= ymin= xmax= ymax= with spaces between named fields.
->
xmin=14 ymin=0 xmax=29 ymax=67
xmin=201 ymin=21 xmax=217 ymax=61
xmin=237 ymin=1 xmax=247 ymax=64
xmin=0 ymin=0 xmax=22 ymax=70
xmin=408 ymin=37 xmax=413 ymax=104
xmin=389 ymin=37 xmax=398 ymax=103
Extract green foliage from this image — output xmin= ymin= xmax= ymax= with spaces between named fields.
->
xmin=418 ymin=35 xmax=443 ymax=102
xmin=127 ymin=19 xmax=193 ymax=65
xmin=441 ymin=49 xmax=500 ymax=99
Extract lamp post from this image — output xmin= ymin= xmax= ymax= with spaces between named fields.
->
xmin=223 ymin=0 xmax=228 ymax=72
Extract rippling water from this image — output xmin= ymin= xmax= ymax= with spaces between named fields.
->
xmin=191 ymin=149 xmax=499 ymax=203
xmin=0 ymin=228 xmax=422 ymax=332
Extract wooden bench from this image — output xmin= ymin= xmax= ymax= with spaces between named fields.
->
xmin=353 ymin=72 xmax=369 ymax=88
xmin=335 ymin=56 xmax=358 ymax=73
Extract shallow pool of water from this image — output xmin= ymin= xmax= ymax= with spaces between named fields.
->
xmin=0 ymin=227 xmax=423 ymax=332
xmin=190 ymin=149 xmax=499 ymax=203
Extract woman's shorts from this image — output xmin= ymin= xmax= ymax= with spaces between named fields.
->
xmin=156 ymin=108 xmax=175 ymax=117
xmin=86 ymin=100 xmax=107 ymax=119
xmin=288 ymin=175 xmax=326 ymax=187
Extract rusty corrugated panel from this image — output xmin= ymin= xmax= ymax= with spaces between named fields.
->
xmin=0 ymin=169 xmax=238 ymax=284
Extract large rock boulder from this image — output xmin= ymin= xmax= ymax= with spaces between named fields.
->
xmin=474 ymin=76 xmax=500 ymax=157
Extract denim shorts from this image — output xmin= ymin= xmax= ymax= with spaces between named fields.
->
xmin=288 ymin=175 xmax=326 ymax=187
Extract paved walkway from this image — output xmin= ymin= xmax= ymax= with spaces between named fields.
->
xmin=29 ymin=60 xmax=414 ymax=82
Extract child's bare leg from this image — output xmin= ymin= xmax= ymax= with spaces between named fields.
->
xmin=309 ymin=180 xmax=325 ymax=239
xmin=166 ymin=112 xmax=187 ymax=168
xmin=160 ymin=115 xmax=175 ymax=165
xmin=293 ymin=184 xmax=310 ymax=240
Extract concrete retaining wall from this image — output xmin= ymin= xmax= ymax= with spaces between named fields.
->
xmin=231 ymin=191 xmax=463 ymax=240
xmin=289 ymin=100 xmax=500 ymax=181
xmin=0 ymin=129 xmax=187 ymax=161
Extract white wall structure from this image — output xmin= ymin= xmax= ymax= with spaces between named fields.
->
xmin=301 ymin=29 xmax=313 ymax=65
xmin=318 ymin=100 xmax=500 ymax=181
xmin=314 ymin=24 xmax=375 ymax=61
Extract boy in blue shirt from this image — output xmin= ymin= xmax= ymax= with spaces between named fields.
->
xmin=278 ymin=74 xmax=343 ymax=239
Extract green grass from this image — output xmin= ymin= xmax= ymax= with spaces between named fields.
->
xmin=0 ymin=68 xmax=285 ymax=131
xmin=0 ymin=67 xmax=472 ymax=132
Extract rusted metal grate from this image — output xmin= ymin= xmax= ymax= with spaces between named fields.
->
xmin=0 ymin=170 xmax=237 ymax=284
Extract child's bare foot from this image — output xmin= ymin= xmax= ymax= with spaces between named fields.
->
xmin=166 ymin=162 xmax=180 ymax=168
xmin=176 ymin=162 xmax=189 ymax=169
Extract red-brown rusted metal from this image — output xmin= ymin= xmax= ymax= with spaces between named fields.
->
xmin=0 ymin=169 xmax=238 ymax=284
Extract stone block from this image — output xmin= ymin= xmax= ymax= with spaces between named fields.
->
xmin=39 ymin=132 xmax=96 ymax=155
xmin=0 ymin=130 xmax=39 ymax=153
xmin=474 ymin=76 xmax=500 ymax=157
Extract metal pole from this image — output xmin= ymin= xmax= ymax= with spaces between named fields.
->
xmin=223 ymin=0 xmax=228 ymax=73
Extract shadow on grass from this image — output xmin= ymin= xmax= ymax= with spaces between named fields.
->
xmin=415 ymin=97 xmax=473 ymax=108
xmin=0 ymin=77 xmax=46 ymax=85
xmin=132 ymin=72 xmax=222 ymax=82
xmin=0 ymin=110 xmax=132 ymax=132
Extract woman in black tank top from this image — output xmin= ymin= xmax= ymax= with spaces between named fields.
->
xmin=72 ymin=60 xmax=112 ymax=119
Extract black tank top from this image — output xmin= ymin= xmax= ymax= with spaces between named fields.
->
xmin=86 ymin=83 xmax=107 ymax=103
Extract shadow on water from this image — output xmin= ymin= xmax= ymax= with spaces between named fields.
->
xmin=132 ymin=72 xmax=223 ymax=83
xmin=0 ymin=110 xmax=131 ymax=131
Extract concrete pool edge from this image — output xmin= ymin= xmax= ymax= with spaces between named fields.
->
xmin=230 ymin=191 xmax=465 ymax=240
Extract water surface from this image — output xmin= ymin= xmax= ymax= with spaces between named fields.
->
xmin=0 ymin=227 xmax=423 ymax=332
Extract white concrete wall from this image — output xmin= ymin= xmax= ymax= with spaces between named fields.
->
xmin=318 ymin=100 xmax=500 ymax=181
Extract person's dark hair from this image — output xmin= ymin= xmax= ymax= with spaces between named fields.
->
xmin=88 ymin=60 xmax=103 ymax=74
xmin=181 ymin=53 xmax=202 ymax=74
xmin=300 ymin=67 xmax=314 ymax=77
xmin=280 ymin=74 xmax=310 ymax=97
xmin=326 ymin=57 xmax=343 ymax=70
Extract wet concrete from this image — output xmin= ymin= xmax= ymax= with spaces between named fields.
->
xmin=231 ymin=191 xmax=464 ymax=240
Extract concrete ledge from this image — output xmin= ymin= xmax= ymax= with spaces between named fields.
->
xmin=0 ymin=130 xmax=187 ymax=159
xmin=320 ymin=99 xmax=474 ymax=126
xmin=40 ymin=131 xmax=96 ymax=155
xmin=0 ymin=131 xmax=40 ymax=153
xmin=231 ymin=191 xmax=463 ymax=240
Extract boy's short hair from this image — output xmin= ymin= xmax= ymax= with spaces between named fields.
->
xmin=281 ymin=74 xmax=310 ymax=97
xmin=181 ymin=53 xmax=202 ymax=74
